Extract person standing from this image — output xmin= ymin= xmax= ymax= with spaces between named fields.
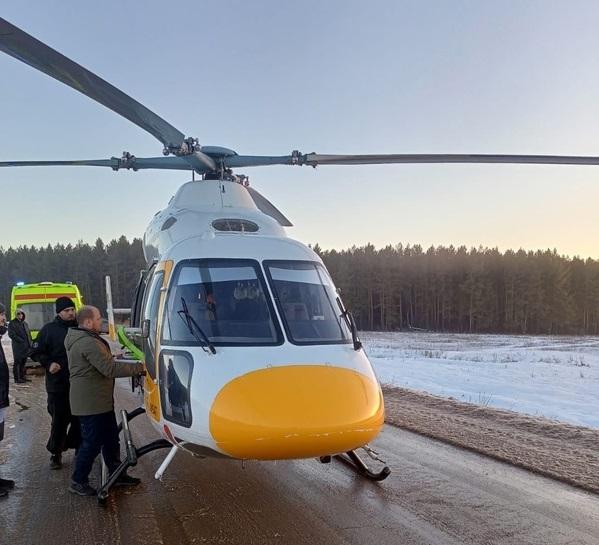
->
xmin=65 ymin=305 xmax=144 ymax=496
xmin=8 ymin=308 xmax=32 ymax=384
xmin=0 ymin=303 xmax=16 ymax=498
xmin=31 ymin=296 xmax=81 ymax=469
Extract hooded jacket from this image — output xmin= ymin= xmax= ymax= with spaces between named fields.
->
xmin=8 ymin=313 xmax=32 ymax=362
xmin=30 ymin=316 xmax=78 ymax=393
xmin=65 ymin=327 xmax=144 ymax=416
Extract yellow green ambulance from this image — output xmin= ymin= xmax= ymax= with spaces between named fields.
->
xmin=10 ymin=282 xmax=83 ymax=339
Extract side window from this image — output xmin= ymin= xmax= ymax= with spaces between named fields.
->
xmin=159 ymin=351 xmax=193 ymax=428
xmin=135 ymin=263 xmax=156 ymax=328
xmin=131 ymin=269 xmax=149 ymax=327
xmin=143 ymin=270 xmax=164 ymax=379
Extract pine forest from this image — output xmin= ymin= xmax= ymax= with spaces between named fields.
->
xmin=1 ymin=239 xmax=598 ymax=335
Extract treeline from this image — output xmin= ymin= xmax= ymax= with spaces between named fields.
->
xmin=0 ymin=236 xmax=145 ymax=313
xmin=1 ymin=238 xmax=598 ymax=335
xmin=317 ymin=244 xmax=599 ymax=335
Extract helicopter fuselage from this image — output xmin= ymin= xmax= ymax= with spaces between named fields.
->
xmin=137 ymin=179 xmax=385 ymax=460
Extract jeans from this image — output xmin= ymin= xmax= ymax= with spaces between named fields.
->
xmin=72 ymin=411 xmax=121 ymax=485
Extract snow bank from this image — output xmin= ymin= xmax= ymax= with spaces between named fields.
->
xmin=362 ymin=331 xmax=599 ymax=428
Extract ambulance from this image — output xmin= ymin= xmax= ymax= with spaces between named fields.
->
xmin=10 ymin=282 xmax=83 ymax=339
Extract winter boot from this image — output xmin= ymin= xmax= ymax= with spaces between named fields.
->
xmin=50 ymin=454 xmax=62 ymax=470
xmin=114 ymin=473 xmax=141 ymax=487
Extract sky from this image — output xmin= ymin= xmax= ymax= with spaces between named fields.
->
xmin=1 ymin=1 xmax=599 ymax=258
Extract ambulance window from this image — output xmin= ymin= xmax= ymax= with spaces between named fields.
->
xmin=17 ymin=303 xmax=55 ymax=332
xmin=264 ymin=261 xmax=351 ymax=345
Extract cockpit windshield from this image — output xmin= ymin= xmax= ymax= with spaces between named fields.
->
xmin=264 ymin=261 xmax=351 ymax=345
xmin=162 ymin=259 xmax=282 ymax=346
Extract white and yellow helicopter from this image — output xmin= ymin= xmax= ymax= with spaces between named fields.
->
xmin=2 ymin=17 xmax=599 ymax=502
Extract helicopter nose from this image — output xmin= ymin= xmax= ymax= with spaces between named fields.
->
xmin=209 ymin=365 xmax=384 ymax=460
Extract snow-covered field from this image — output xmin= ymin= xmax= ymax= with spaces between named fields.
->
xmin=4 ymin=331 xmax=597 ymax=428
xmin=362 ymin=331 xmax=599 ymax=429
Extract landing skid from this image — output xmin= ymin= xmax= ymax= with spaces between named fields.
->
xmin=332 ymin=449 xmax=391 ymax=481
xmin=97 ymin=408 xmax=172 ymax=505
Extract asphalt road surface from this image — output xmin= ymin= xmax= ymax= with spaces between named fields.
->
xmin=0 ymin=375 xmax=597 ymax=545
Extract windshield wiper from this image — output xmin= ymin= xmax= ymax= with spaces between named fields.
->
xmin=336 ymin=296 xmax=362 ymax=351
xmin=177 ymin=297 xmax=216 ymax=354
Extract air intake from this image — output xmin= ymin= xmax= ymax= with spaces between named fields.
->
xmin=212 ymin=219 xmax=259 ymax=232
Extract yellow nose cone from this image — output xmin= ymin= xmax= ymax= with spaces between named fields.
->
xmin=209 ymin=365 xmax=384 ymax=460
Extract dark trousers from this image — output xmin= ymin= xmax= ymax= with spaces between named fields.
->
xmin=72 ymin=411 xmax=121 ymax=485
xmin=12 ymin=356 xmax=26 ymax=382
xmin=46 ymin=391 xmax=81 ymax=455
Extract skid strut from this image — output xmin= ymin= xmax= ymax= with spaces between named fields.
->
xmin=97 ymin=408 xmax=173 ymax=504
xmin=334 ymin=449 xmax=391 ymax=481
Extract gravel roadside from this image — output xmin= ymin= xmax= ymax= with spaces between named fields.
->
xmin=383 ymin=385 xmax=599 ymax=495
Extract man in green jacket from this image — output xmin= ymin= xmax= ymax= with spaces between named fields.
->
xmin=65 ymin=305 xmax=145 ymax=496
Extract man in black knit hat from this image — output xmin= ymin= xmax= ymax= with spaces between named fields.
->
xmin=31 ymin=296 xmax=81 ymax=469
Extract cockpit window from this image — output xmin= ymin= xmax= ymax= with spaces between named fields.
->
xmin=162 ymin=259 xmax=282 ymax=346
xmin=264 ymin=261 xmax=351 ymax=345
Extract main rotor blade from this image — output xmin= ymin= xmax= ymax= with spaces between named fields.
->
xmin=0 ymin=159 xmax=116 ymax=168
xmin=0 ymin=156 xmax=204 ymax=172
xmin=0 ymin=17 xmax=185 ymax=151
xmin=224 ymin=155 xmax=297 ymax=168
xmin=224 ymin=152 xmax=599 ymax=170
xmin=246 ymin=187 xmax=293 ymax=227
xmin=301 ymin=153 xmax=599 ymax=166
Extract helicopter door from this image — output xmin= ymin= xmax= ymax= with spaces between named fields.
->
xmin=142 ymin=269 xmax=164 ymax=381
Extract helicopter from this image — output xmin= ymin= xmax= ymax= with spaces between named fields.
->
xmin=2 ymin=16 xmax=599 ymax=503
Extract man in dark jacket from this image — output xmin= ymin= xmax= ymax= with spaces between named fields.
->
xmin=0 ymin=303 xmax=16 ymax=497
xmin=65 ymin=305 xmax=144 ymax=496
xmin=31 ymin=296 xmax=81 ymax=469
xmin=8 ymin=308 xmax=32 ymax=384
